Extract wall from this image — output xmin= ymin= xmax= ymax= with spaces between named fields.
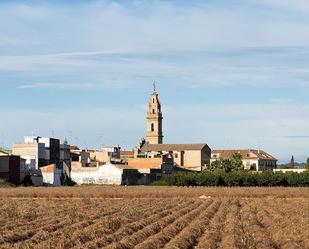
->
xmin=0 ymin=155 xmax=22 ymax=185
xmin=71 ymin=163 xmax=124 ymax=185
xmin=127 ymin=158 xmax=162 ymax=169
xmin=89 ymin=151 xmax=110 ymax=163
xmin=0 ymin=156 xmax=9 ymax=172
xmin=12 ymin=143 xmax=46 ymax=169
xmin=40 ymin=164 xmax=62 ymax=186
xmin=273 ymin=168 xmax=306 ymax=173
xmin=183 ymin=150 xmax=202 ymax=171
xmin=242 ymin=159 xmax=259 ymax=170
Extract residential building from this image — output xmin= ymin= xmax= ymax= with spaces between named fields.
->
xmin=139 ymin=143 xmax=211 ymax=171
xmin=60 ymin=143 xmax=71 ymax=168
xmin=71 ymin=146 xmax=91 ymax=170
xmin=211 ymin=149 xmax=277 ymax=171
xmin=12 ymin=137 xmax=46 ymax=169
xmin=120 ymin=150 xmax=134 ymax=160
xmin=12 ymin=136 xmax=64 ymax=169
xmin=88 ymin=146 xmax=120 ymax=164
xmin=0 ymin=150 xmax=25 ymax=185
xmin=38 ymin=137 xmax=60 ymax=166
xmin=40 ymin=164 xmax=62 ymax=186
xmin=70 ymin=162 xmax=141 ymax=185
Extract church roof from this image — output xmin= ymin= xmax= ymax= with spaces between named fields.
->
xmin=212 ymin=149 xmax=277 ymax=160
xmin=141 ymin=143 xmax=210 ymax=152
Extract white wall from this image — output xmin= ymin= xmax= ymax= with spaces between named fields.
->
xmin=273 ymin=169 xmax=306 ymax=173
xmin=41 ymin=165 xmax=62 ymax=186
xmin=71 ymin=163 xmax=123 ymax=185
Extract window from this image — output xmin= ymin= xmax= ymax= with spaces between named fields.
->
xmin=152 ymin=109 xmax=155 ymax=114
xmin=151 ymin=123 xmax=154 ymax=132
xmin=153 ymin=98 xmax=155 ymax=103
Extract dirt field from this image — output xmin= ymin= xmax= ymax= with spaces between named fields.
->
xmin=0 ymin=187 xmax=308 ymax=249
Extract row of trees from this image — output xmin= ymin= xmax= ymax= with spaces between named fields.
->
xmin=153 ymin=153 xmax=309 ymax=187
xmin=154 ymin=170 xmax=309 ymax=187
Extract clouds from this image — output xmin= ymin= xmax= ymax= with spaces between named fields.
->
xmin=1 ymin=0 xmax=309 ymax=90
xmin=0 ymin=0 xmax=309 ymax=161
xmin=1 ymin=0 xmax=309 ymax=55
xmin=0 ymin=101 xmax=308 ymax=162
xmin=1 ymin=47 xmax=309 ymax=90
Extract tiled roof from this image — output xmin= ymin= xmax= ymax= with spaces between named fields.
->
xmin=127 ymin=158 xmax=162 ymax=169
xmin=211 ymin=149 xmax=277 ymax=160
xmin=120 ymin=150 xmax=134 ymax=155
xmin=141 ymin=143 xmax=209 ymax=152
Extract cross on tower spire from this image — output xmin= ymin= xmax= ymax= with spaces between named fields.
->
xmin=153 ymin=80 xmax=156 ymax=92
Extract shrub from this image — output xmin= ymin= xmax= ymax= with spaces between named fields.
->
xmin=154 ymin=170 xmax=309 ymax=187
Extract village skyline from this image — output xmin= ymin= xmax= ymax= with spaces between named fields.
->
xmin=1 ymin=0 xmax=309 ymax=163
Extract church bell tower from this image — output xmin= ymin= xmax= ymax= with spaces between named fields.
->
xmin=146 ymin=83 xmax=163 ymax=144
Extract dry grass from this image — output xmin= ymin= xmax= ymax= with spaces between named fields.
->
xmin=0 ymin=187 xmax=308 ymax=249
xmin=0 ymin=186 xmax=309 ymax=198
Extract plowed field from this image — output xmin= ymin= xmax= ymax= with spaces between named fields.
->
xmin=0 ymin=187 xmax=308 ymax=249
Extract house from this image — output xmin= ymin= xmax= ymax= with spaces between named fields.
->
xmin=127 ymin=155 xmax=174 ymax=184
xmin=120 ymin=150 xmax=134 ymax=160
xmin=60 ymin=143 xmax=71 ymax=169
xmin=211 ymin=149 xmax=277 ymax=171
xmin=70 ymin=162 xmax=141 ymax=185
xmin=0 ymin=150 xmax=25 ymax=185
xmin=70 ymin=155 xmax=173 ymax=185
xmin=40 ymin=164 xmax=62 ymax=186
xmin=38 ymin=137 xmax=60 ymax=166
xmin=70 ymin=146 xmax=91 ymax=170
xmin=139 ymin=143 xmax=211 ymax=171
xmin=87 ymin=146 xmax=120 ymax=164
xmin=12 ymin=137 xmax=46 ymax=169
xmin=12 ymin=136 xmax=66 ymax=168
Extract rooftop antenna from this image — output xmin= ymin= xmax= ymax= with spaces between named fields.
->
xmin=153 ymin=80 xmax=156 ymax=92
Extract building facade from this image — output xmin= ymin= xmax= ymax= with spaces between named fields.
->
xmin=0 ymin=151 xmax=24 ymax=185
xmin=137 ymin=88 xmax=211 ymax=171
xmin=140 ymin=143 xmax=211 ymax=171
xmin=211 ymin=149 xmax=277 ymax=171
xmin=146 ymin=89 xmax=163 ymax=144
xmin=12 ymin=137 xmax=46 ymax=170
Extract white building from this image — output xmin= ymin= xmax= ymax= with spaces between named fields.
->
xmin=12 ymin=137 xmax=46 ymax=170
xmin=70 ymin=162 xmax=135 ymax=185
xmin=211 ymin=149 xmax=277 ymax=171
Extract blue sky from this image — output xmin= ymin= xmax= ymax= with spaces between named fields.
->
xmin=1 ymin=0 xmax=309 ymax=163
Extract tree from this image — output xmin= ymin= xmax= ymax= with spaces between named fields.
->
xmin=231 ymin=153 xmax=244 ymax=171
xmin=63 ymin=137 xmax=68 ymax=145
xmin=209 ymin=159 xmax=225 ymax=171
xmin=290 ymin=155 xmax=295 ymax=168
xmin=306 ymin=158 xmax=309 ymax=171
xmin=209 ymin=153 xmax=243 ymax=173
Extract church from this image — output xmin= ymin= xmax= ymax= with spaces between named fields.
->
xmin=136 ymin=87 xmax=211 ymax=171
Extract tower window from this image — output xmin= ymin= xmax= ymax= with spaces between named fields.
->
xmin=153 ymin=98 xmax=155 ymax=103
xmin=152 ymin=109 xmax=155 ymax=114
xmin=151 ymin=123 xmax=154 ymax=132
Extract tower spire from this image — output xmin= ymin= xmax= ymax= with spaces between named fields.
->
xmin=153 ymin=80 xmax=156 ymax=92
xmin=146 ymin=86 xmax=163 ymax=144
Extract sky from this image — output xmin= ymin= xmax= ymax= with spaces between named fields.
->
xmin=0 ymin=0 xmax=309 ymax=163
